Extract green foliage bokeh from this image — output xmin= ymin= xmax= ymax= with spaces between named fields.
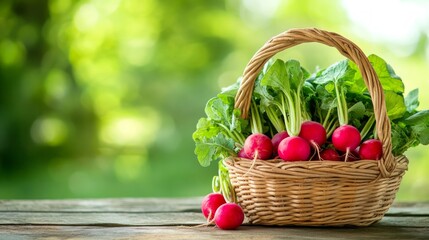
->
xmin=0 ymin=0 xmax=428 ymax=200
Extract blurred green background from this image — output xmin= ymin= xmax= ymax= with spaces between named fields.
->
xmin=0 ymin=0 xmax=428 ymax=200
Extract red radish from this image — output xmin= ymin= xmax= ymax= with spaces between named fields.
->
xmin=299 ymin=121 xmax=327 ymax=148
xmin=214 ymin=203 xmax=244 ymax=230
xmin=243 ymin=133 xmax=273 ymax=160
xmin=271 ymin=131 xmax=289 ymax=154
xmin=237 ymin=148 xmax=249 ymax=159
xmin=332 ymin=125 xmax=361 ymax=152
xmin=320 ymin=148 xmax=340 ymax=161
xmin=201 ymin=193 xmax=226 ymax=221
xmin=359 ymin=139 xmax=383 ymax=160
xmin=350 ymin=147 xmax=361 ymax=161
xmin=278 ymin=136 xmax=311 ymax=161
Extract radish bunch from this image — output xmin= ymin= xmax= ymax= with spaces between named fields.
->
xmin=194 ymin=55 xmax=428 ymax=180
xmin=201 ymin=193 xmax=244 ymax=230
xmin=240 ymin=121 xmax=382 ymax=161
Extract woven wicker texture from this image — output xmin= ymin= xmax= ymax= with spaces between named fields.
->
xmin=224 ymin=28 xmax=409 ymax=226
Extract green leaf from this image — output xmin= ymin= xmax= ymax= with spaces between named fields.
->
xmin=260 ymin=59 xmax=288 ymax=93
xmin=192 ymin=118 xmax=219 ymax=143
xmin=253 ymin=73 xmax=274 ymax=103
xmin=405 ymin=110 xmax=429 ymax=145
xmin=314 ymin=84 xmax=336 ymax=110
xmin=312 ymin=60 xmax=356 ymax=86
xmin=347 ymin=101 xmax=369 ymax=129
xmin=348 ymin=101 xmax=366 ymax=119
xmin=195 ymin=142 xmax=218 ymax=167
xmin=193 ymin=118 xmax=236 ymax=167
xmin=384 ymin=91 xmax=406 ymax=120
xmin=391 ymin=121 xmax=419 ymax=156
xmin=405 ymin=88 xmax=419 ymax=113
xmin=204 ymin=96 xmax=239 ymax=132
xmin=346 ymin=62 xmax=367 ymax=94
xmin=368 ymin=54 xmax=404 ymax=94
xmin=194 ymin=133 xmax=235 ymax=167
xmin=324 ymin=82 xmax=335 ymax=93
xmin=285 ymin=59 xmax=305 ymax=90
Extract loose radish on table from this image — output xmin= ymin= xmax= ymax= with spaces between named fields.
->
xmin=201 ymin=193 xmax=226 ymax=221
xmin=243 ymin=133 xmax=273 ymax=160
xmin=359 ymin=139 xmax=383 ymax=160
xmin=214 ymin=203 xmax=244 ymax=230
xmin=278 ymin=136 xmax=311 ymax=161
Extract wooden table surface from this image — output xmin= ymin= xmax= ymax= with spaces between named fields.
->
xmin=0 ymin=197 xmax=428 ymax=239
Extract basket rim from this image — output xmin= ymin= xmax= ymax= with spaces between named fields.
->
xmin=224 ymin=155 xmax=408 ymax=182
xmin=233 ymin=27 xmax=395 ymax=177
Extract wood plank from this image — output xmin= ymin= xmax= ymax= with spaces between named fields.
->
xmin=0 ymin=197 xmax=203 ymax=213
xmin=1 ymin=198 xmax=428 ymax=216
xmin=0 ymin=212 xmax=204 ymax=226
xmin=0 ymin=199 xmax=427 ymax=239
xmin=387 ymin=202 xmax=429 ymax=216
xmin=0 ymin=225 xmax=428 ymax=240
xmin=0 ymin=211 xmax=428 ymax=228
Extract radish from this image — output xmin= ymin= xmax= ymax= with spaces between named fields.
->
xmin=359 ymin=139 xmax=383 ymax=160
xmin=237 ymin=148 xmax=249 ymax=159
xmin=278 ymin=136 xmax=311 ymax=161
xmin=332 ymin=125 xmax=361 ymax=161
xmin=320 ymin=148 xmax=340 ymax=161
xmin=299 ymin=121 xmax=327 ymax=148
xmin=271 ymin=131 xmax=289 ymax=155
xmin=214 ymin=203 xmax=244 ymax=230
xmin=243 ymin=133 xmax=273 ymax=160
xmin=201 ymin=193 xmax=226 ymax=221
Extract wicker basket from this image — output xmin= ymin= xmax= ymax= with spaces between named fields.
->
xmin=223 ymin=28 xmax=409 ymax=226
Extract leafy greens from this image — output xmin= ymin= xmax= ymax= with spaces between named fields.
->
xmin=193 ymin=54 xmax=429 ymax=166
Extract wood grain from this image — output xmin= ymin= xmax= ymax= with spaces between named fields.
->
xmin=0 ymin=197 xmax=202 ymax=213
xmin=0 ymin=198 xmax=427 ymax=239
xmin=0 ymin=212 xmax=428 ymax=228
xmin=0 ymin=225 xmax=428 ymax=240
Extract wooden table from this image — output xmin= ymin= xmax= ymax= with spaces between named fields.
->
xmin=0 ymin=198 xmax=427 ymax=239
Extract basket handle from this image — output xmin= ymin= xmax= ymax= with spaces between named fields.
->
xmin=234 ymin=28 xmax=396 ymax=177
